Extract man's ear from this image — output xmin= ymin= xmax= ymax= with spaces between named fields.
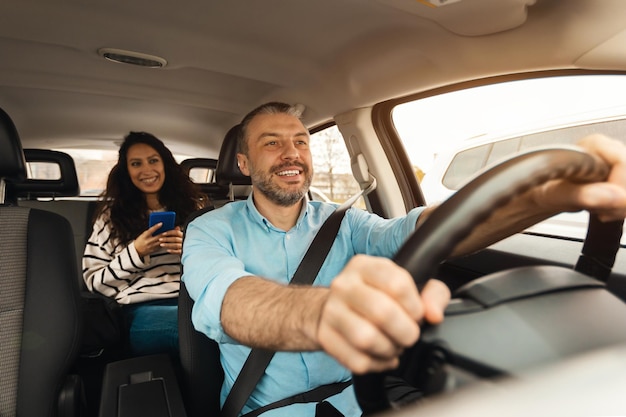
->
xmin=236 ymin=153 xmax=251 ymax=176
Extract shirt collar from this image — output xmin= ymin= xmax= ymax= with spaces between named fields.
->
xmin=245 ymin=190 xmax=310 ymax=232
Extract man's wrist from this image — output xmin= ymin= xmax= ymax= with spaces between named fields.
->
xmin=302 ymin=287 xmax=330 ymax=350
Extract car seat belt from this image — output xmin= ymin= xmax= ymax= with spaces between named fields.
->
xmin=221 ymin=185 xmax=373 ymax=417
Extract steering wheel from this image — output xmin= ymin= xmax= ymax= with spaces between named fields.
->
xmin=353 ymin=146 xmax=625 ymax=414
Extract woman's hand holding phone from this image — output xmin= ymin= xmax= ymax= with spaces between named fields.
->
xmin=135 ymin=223 xmax=184 ymax=258
xmin=156 ymin=226 xmax=184 ymax=255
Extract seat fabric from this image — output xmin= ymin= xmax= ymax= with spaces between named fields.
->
xmin=178 ymin=124 xmax=253 ymax=416
xmin=0 ymin=107 xmax=83 ymax=417
xmin=213 ymin=124 xmax=252 ymax=205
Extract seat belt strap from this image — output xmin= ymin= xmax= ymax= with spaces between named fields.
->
xmin=221 ymin=189 xmax=368 ymax=417
xmin=241 ymin=380 xmax=352 ymax=417
xmin=575 ymin=213 xmax=623 ymax=282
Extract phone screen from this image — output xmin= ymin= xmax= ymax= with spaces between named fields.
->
xmin=149 ymin=211 xmax=176 ymax=236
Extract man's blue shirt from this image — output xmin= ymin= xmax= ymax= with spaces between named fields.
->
xmin=182 ymin=194 xmax=423 ymax=416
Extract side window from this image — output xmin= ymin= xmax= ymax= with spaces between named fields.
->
xmin=309 ymin=125 xmax=362 ymax=206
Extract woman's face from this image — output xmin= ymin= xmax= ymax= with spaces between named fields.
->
xmin=126 ymin=143 xmax=166 ymax=196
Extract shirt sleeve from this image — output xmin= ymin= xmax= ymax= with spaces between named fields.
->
xmin=82 ymin=215 xmax=148 ymax=297
xmin=347 ymin=206 xmax=425 ymax=257
xmin=182 ymin=211 xmax=249 ymax=344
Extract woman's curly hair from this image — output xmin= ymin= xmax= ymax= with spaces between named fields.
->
xmin=94 ymin=131 xmax=209 ymax=245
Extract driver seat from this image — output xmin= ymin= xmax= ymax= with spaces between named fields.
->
xmin=0 ymin=107 xmax=84 ymax=416
xmin=178 ymin=283 xmax=223 ymax=417
xmin=177 ymin=125 xmax=250 ymax=417
xmin=213 ymin=123 xmax=252 ymax=206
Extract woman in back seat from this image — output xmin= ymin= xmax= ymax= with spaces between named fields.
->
xmin=83 ymin=131 xmax=209 ymax=358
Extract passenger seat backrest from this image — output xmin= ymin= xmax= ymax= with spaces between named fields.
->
xmin=15 ymin=149 xmax=96 ymax=283
xmin=0 ymin=108 xmax=84 ymax=417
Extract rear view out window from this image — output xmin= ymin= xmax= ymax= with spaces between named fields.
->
xmin=27 ymin=161 xmax=61 ymax=180
xmin=58 ymin=149 xmax=195 ymax=197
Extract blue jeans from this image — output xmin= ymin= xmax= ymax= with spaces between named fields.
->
xmin=122 ymin=298 xmax=179 ymax=359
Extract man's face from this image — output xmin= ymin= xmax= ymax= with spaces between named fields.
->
xmin=237 ymin=113 xmax=313 ymax=206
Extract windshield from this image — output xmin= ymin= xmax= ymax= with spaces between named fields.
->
xmin=392 ymin=74 xmax=626 ymax=242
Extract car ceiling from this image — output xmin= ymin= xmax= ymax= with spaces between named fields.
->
xmin=1 ymin=0 xmax=626 ymax=158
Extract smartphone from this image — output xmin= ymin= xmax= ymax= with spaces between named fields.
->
xmin=149 ymin=211 xmax=176 ymax=236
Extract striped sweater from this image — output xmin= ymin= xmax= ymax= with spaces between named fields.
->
xmin=82 ymin=214 xmax=180 ymax=305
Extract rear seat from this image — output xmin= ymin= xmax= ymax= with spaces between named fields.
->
xmin=15 ymin=149 xmax=97 ymax=284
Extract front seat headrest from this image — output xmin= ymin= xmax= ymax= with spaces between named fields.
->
xmin=215 ymin=124 xmax=252 ymax=187
xmin=0 ymin=108 xmax=27 ymax=182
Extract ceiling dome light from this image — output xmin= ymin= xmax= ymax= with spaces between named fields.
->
xmin=98 ymin=48 xmax=167 ymax=68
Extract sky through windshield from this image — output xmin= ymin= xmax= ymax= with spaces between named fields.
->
xmin=393 ymin=74 xmax=626 ymax=174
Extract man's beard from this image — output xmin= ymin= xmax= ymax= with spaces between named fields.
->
xmin=250 ymin=162 xmax=313 ymax=207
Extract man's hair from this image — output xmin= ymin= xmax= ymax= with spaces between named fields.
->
xmin=237 ymin=102 xmax=303 ymax=156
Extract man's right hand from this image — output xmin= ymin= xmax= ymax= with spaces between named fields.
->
xmin=316 ymin=255 xmax=450 ymax=374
